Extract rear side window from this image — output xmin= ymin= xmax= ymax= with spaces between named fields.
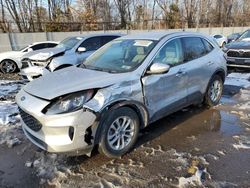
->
xmin=202 ymin=39 xmax=214 ymax=53
xmin=31 ymin=43 xmax=47 ymax=51
xmin=101 ymin=36 xmax=120 ymax=45
xmin=214 ymin=35 xmax=222 ymax=39
xmin=80 ymin=37 xmax=101 ymax=51
xmin=47 ymin=43 xmax=57 ymax=48
xmin=182 ymin=37 xmax=207 ymax=62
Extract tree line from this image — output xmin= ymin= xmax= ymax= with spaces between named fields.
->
xmin=0 ymin=0 xmax=249 ymax=32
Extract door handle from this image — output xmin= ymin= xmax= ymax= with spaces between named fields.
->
xmin=176 ymin=71 xmax=186 ymax=77
xmin=207 ymin=61 xmax=214 ymax=66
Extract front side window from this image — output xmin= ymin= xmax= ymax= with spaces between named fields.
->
xmin=101 ymin=36 xmax=120 ymax=45
xmin=182 ymin=37 xmax=207 ymax=61
xmin=83 ymin=39 xmax=157 ymax=73
xmin=80 ymin=37 xmax=101 ymax=51
xmin=152 ymin=38 xmax=184 ymax=66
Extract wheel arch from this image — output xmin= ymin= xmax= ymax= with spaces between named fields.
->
xmin=93 ymin=100 xmax=149 ymax=145
xmin=213 ymin=68 xmax=226 ymax=83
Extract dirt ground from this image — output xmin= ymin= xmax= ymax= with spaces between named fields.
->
xmin=0 ymin=72 xmax=249 ymax=188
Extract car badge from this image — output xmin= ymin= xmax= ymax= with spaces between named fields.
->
xmin=21 ymin=96 xmax=26 ymax=101
xmin=238 ymin=50 xmax=245 ymax=55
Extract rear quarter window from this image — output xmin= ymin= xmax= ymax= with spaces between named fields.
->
xmin=202 ymin=39 xmax=214 ymax=53
xmin=182 ymin=37 xmax=207 ymax=62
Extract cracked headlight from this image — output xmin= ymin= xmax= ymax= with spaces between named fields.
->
xmin=44 ymin=90 xmax=94 ymax=115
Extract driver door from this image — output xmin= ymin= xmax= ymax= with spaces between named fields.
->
xmin=142 ymin=38 xmax=188 ymax=122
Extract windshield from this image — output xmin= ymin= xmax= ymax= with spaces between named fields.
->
xmin=56 ymin=37 xmax=83 ymax=50
xmin=238 ymin=30 xmax=250 ymax=41
xmin=83 ymin=39 xmax=157 ymax=73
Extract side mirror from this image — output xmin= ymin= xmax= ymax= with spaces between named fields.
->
xmin=77 ymin=47 xmax=86 ymax=53
xmin=27 ymin=48 xmax=33 ymax=52
xmin=147 ymin=63 xmax=170 ymax=74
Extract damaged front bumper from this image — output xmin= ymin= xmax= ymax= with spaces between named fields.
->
xmin=16 ymin=89 xmax=97 ymax=156
xmin=19 ymin=66 xmax=50 ymax=81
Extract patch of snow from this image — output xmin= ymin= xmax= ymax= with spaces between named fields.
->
xmin=178 ymin=167 xmax=210 ymax=188
xmin=0 ymin=101 xmax=19 ymax=125
xmin=233 ymin=135 xmax=250 ymax=150
xmin=225 ymin=73 xmax=250 ymax=88
xmin=217 ymin=150 xmax=226 ymax=155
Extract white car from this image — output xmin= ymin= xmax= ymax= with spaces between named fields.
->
xmin=213 ymin=35 xmax=228 ymax=48
xmin=0 ymin=41 xmax=58 ymax=73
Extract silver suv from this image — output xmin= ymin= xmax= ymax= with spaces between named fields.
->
xmin=16 ymin=32 xmax=227 ymax=158
xmin=20 ymin=34 xmax=122 ymax=80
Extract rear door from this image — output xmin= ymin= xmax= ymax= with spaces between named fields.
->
xmin=142 ymin=38 xmax=188 ymax=122
xmin=181 ymin=37 xmax=215 ymax=103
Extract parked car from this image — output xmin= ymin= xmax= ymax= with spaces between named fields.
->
xmin=20 ymin=34 xmax=122 ymax=81
xmin=227 ymin=32 xmax=241 ymax=43
xmin=223 ymin=29 xmax=250 ymax=69
xmin=213 ymin=34 xmax=227 ymax=47
xmin=16 ymin=32 xmax=226 ymax=158
xmin=0 ymin=41 xmax=58 ymax=73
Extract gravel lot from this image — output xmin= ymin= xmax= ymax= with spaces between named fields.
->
xmin=0 ymin=72 xmax=249 ymax=188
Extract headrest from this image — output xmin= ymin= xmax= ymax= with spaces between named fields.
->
xmin=165 ymin=47 xmax=176 ymax=58
xmin=136 ymin=47 xmax=145 ymax=55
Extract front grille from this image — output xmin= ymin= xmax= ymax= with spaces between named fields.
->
xmin=24 ymin=128 xmax=47 ymax=149
xmin=227 ymin=50 xmax=250 ymax=58
xmin=18 ymin=107 xmax=42 ymax=132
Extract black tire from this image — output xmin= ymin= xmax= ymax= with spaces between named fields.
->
xmin=0 ymin=59 xmax=17 ymax=73
xmin=204 ymin=75 xmax=223 ymax=107
xmin=98 ymin=107 xmax=139 ymax=158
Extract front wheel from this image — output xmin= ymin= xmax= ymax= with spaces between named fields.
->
xmin=98 ymin=107 xmax=140 ymax=158
xmin=204 ymin=75 xmax=223 ymax=107
xmin=0 ymin=60 xmax=17 ymax=73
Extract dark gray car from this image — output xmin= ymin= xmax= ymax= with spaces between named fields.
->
xmin=223 ymin=29 xmax=250 ymax=69
xmin=20 ymin=33 xmax=122 ymax=80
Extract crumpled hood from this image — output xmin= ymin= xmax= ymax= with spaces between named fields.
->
xmin=23 ymin=66 xmax=129 ymax=100
xmin=227 ymin=39 xmax=250 ymax=49
xmin=23 ymin=47 xmax=65 ymax=61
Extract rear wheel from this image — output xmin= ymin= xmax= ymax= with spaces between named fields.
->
xmin=0 ymin=59 xmax=17 ymax=73
xmin=98 ymin=107 xmax=139 ymax=158
xmin=204 ymin=75 xmax=223 ymax=107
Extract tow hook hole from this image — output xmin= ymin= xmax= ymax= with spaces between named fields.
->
xmin=68 ymin=126 xmax=74 ymax=140
xmin=85 ymin=127 xmax=93 ymax=145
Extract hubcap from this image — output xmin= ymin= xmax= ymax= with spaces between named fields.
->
xmin=1 ymin=60 xmax=15 ymax=73
xmin=210 ymin=80 xmax=222 ymax=102
xmin=107 ymin=116 xmax=135 ymax=151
